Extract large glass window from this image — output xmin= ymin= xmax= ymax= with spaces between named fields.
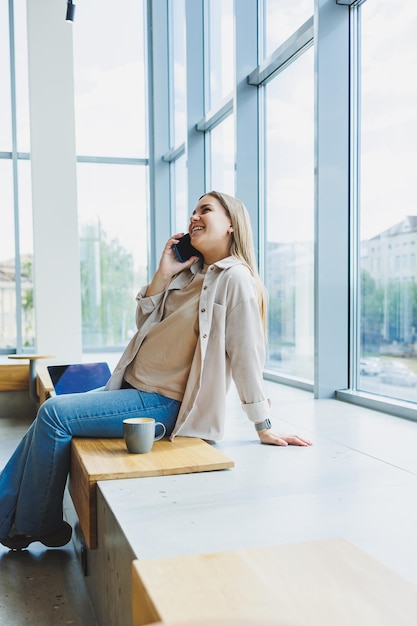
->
xmin=73 ymin=0 xmax=148 ymax=352
xmin=77 ymin=164 xmax=148 ymax=350
xmin=0 ymin=161 xmax=16 ymax=350
xmin=208 ymin=115 xmax=235 ymax=195
xmin=0 ymin=0 xmax=32 ymax=353
xmin=205 ymin=0 xmax=234 ymax=110
xmin=18 ymin=161 xmax=34 ymax=348
xmin=169 ymin=0 xmax=186 ymax=148
xmin=0 ymin=1 xmax=12 ymax=150
xmin=202 ymin=0 xmax=235 ymax=196
xmin=0 ymin=160 xmax=33 ymax=351
xmin=13 ymin=0 xmax=30 ymax=152
xmin=264 ymin=47 xmax=314 ymax=381
xmin=358 ymin=1 xmax=417 ymax=403
xmin=73 ymin=0 xmax=146 ymax=158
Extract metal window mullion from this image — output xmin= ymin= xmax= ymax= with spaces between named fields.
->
xmin=195 ymin=96 xmax=233 ymax=132
xmin=314 ymin=0 xmax=350 ymax=398
xmin=203 ymin=0 xmax=210 ymax=113
xmin=166 ymin=2 xmax=173 ymax=223
xmin=349 ymin=6 xmax=361 ymax=391
xmin=9 ymin=0 xmax=23 ymax=353
xmin=0 ymin=151 xmax=30 ymax=159
xmin=248 ymin=16 xmax=314 ymax=87
xmin=234 ymin=0 xmax=261 ymax=263
xmin=162 ymin=142 xmax=185 ymax=162
xmin=336 ymin=389 xmax=417 ymax=423
xmin=336 ymin=0 xmax=367 ymax=7
xmin=202 ymin=0 xmax=211 ymax=189
xmin=258 ymin=84 xmax=266 ymax=281
xmin=146 ymin=0 xmax=171 ymax=275
xmin=76 ymin=155 xmax=148 ymax=165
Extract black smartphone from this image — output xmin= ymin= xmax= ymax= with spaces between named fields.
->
xmin=173 ymin=233 xmax=202 ymax=263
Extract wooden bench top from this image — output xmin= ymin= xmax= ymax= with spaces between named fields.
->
xmin=69 ymin=437 xmax=234 ymax=549
xmin=131 ymin=537 xmax=417 ymax=626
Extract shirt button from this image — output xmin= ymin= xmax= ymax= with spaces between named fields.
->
xmin=203 ymin=286 xmax=208 ymax=290
xmin=210 ymin=266 xmax=214 ymax=270
xmin=201 ymin=308 xmax=206 ymax=313
xmin=202 ymin=333 xmax=207 ymax=339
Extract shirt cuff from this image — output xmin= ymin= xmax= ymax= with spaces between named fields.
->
xmin=136 ymin=287 xmax=164 ymax=313
xmin=241 ymin=398 xmax=271 ymax=423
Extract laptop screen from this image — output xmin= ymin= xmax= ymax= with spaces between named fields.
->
xmin=47 ymin=362 xmax=111 ymax=395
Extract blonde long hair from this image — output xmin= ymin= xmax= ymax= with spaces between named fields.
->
xmin=204 ymin=191 xmax=268 ymax=335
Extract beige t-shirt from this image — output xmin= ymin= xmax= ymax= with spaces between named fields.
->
xmin=123 ymin=267 xmax=208 ymax=401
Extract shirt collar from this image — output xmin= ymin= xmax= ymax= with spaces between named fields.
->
xmin=211 ymin=256 xmax=243 ymax=270
xmin=175 ymin=256 xmax=243 ymax=288
xmin=190 ymin=255 xmax=242 ymax=273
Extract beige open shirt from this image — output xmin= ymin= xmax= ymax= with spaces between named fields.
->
xmin=105 ymin=257 xmax=271 ymax=441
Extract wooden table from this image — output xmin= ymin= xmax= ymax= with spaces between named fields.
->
xmin=131 ymin=537 xmax=417 ymax=626
xmin=69 ymin=437 xmax=234 ymax=549
xmin=8 ymin=354 xmax=54 ymax=402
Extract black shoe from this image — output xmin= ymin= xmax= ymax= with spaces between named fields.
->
xmin=1 ymin=521 xmax=72 ymax=551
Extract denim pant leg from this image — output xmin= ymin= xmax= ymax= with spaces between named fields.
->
xmin=0 ymin=389 xmax=180 ymax=538
xmin=0 ymin=420 xmax=38 ymax=538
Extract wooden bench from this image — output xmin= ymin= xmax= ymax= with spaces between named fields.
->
xmin=0 ymin=363 xmax=29 ymax=391
xmin=131 ymin=537 xmax=417 ymax=626
xmin=34 ymin=369 xmax=235 ymax=550
xmin=69 ymin=437 xmax=234 ymax=550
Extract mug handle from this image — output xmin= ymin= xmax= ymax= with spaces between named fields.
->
xmin=154 ymin=422 xmax=166 ymax=441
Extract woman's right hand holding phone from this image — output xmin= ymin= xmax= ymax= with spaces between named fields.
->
xmin=145 ymin=234 xmax=198 ymax=296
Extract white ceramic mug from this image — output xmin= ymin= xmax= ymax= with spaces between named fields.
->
xmin=123 ymin=417 xmax=166 ymax=454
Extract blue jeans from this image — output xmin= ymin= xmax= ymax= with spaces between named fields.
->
xmin=0 ymin=389 xmax=180 ymax=539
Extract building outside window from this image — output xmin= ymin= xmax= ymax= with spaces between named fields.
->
xmin=358 ymin=0 xmax=417 ymax=403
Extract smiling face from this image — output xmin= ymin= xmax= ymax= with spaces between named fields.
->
xmin=189 ymin=194 xmax=234 ymax=264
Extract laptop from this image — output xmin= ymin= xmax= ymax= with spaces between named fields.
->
xmin=47 ymin=362 xmax=112 ymax=395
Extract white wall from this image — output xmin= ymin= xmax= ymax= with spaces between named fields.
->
xmin=26 ymin=0 xmax=82 ymax=363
